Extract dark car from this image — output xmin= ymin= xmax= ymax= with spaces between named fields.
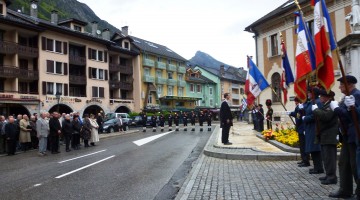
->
xmin=102 ymin=118 xmax=120 ymax=133
xmin=130 ymin=116 xmax=160 ymax=127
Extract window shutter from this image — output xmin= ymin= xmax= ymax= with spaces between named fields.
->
xmin=42 ymin=81 xmax=46 ymax=95
xmin=99 ymin=87 xmax=104 ymax=98
xmin=88 ymin=48 xmax=92 ymax=59
xmin=41 ymin=37 xmax=46 ymax=50
xmin=105 ymin=70 xmax=108 ymax=80
xmin=277 ymin=34 xmax=281 ymax=56
xmin=104 ymin=51 xmax=108 ymax=63
xmin=267 ymin=36 xmax=271 ymax=58
xmin=64 ymin=83 xmax=68 ymax=96
xmin=88 ymin=67 xmax=92 ymax=78
xmin=63 ymin=42 xmax=67 ymax=54
xmin=63 ymin=63 xmax=68 ymax=75
xmin=46 ymin=60 xmax=54 ymax=73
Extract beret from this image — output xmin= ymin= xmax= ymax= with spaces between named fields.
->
xmin=318 ymin=89 xmax=335 ymax=97
xmin=337 ymin=75 xmax=357 ymax=84
xmin=265 ymin=99 xmax=272 ymax=106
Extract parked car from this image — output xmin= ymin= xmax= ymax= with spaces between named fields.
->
xmin=130 ymin=116 xmax=160 ymax=127
xmin=102 ymin=118 xmax=120 ymax=133
xmin=105 ymin=112 xmax=130 ymax=131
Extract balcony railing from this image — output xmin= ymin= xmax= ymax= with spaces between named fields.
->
xmin=0 ymin=66 xmax=38 ymax=80
xmin=232 ymin=93 xmax=240 ymax=99
xmin=167 ymin=79 xmax=177 ymax=86
xmin=69 ymin=75 xmax=87 ymax=85
xmin=178 ymin=80 xmax=186 ymax=87
xmin=156 ymin=77 xmax=167 ymax=85
xmin=0 ymin=41 xmax=38 ymax=57
xmin=143 ymin=75 xmax=155 ymax=83
xmin=143 ymin=59 xmax=155 ymax=67
xmin=109 ymin=63 xmax=133 ymax=74
xmin=167 ymin=64 xmax=177 ymax=72
xmin=177 ymin=66 xmax=186 ymax=74
xmin=232 ymin=83 xmax=240 ymax=88
xmin=109 ymin=80 xmax=133 ymax=90
xmin=156 ymin=61 xmax=167 ymax=70
xmin=69 ymin=55 xmax=86 ymax=66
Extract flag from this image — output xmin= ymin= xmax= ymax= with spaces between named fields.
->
xmin=241 ymin=98 xmax=247 ymax=112
xmin=311 ymin=0 xmax=335 ymax=92
xmin=245 ymin=57 xmax=270 ymax=107
xmin=280 ymin=41 xmax=294 ymax=105
xmin=294 ymin=11 xmax=314 ymax=102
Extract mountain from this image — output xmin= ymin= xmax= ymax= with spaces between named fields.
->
xmin=188 ymin=51 xmax=232 ymax=69
xmin=8 ymin=0 xmax=120 ymax=33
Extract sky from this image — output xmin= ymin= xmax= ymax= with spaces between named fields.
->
xmin=79 ymin=0 xmax=288 ymax=68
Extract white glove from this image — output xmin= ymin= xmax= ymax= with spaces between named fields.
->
xmin=330 ymin=101 xmax=339 ymax=111
xmin=344 ymin=95 xmax=355 ymax=107
xmin=303 ymin=131 xmax=306 ymax=135
xmin=298 ymin=104 xmax=304 ymax=109
xmin=286 ymin=111 xmax=291 ymax=115
xmin=311 ymin=104 xmax=318 ymax=111
xmin=302 ymin=116 xmax=305 ymax=121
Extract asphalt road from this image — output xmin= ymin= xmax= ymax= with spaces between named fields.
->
xmin=0 ymin=126 xmax=213 ymax=200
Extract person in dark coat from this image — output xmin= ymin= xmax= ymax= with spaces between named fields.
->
xmin=328 ymin=75 xmax=360 ymax=198
xmin=190 ymin=111 xmax=196 ymax=131
xmin=81 ymin=114 xmax=92 ymax=147
xmin=265 ymin=99 xmax=273 ymax=130
xmin=141 ymin=112 xmax=147 ymax=132
xmin=151 ymin=115 xmax=157 ymax=132
xmin=96 ymin=113 xmax=104 ymax=133
xmin=159 ymin=114 xmax=165 ymax=132
xmin=220 ymin=93 xmax=233 ymax=145
xmin=61 ymin=114 xmax=73 ymax=152
xmin=5 ymin=116 xmax=17 ymax=156
xmin=49 ymin=112 xmax=61 ymax=154
xmin=174 ymin=113 xmax=180 ymax=131
xmin=252 ymin=106 xmax=258 ymax=130
xmin=183 ymin=112 xmax=188 ymax=131
xmin=256 ymin=104 xmax=264 ymax=132
xmin=302 ymin=87 xmax=324 ymax=174
xmin=71 ymin=115 xmax=82 ymax=150
xmin=289 ymin=97 xmax=310 ymax=167
xmin=313 ymin=89 xmax=338 ymax=185
xmin=168 ymin=112 xmax=173 ymax=131
xmin=198 ymin=111 xmax=205 ymax=132
xmin=207 ymin=112 xmax=212 ymax=131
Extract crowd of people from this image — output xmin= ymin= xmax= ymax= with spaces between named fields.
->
xmin=0 ymin=111 xmax=101 ymax=156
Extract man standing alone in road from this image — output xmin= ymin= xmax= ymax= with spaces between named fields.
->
xmin=220 ymin=93 xmax=233 ymax=145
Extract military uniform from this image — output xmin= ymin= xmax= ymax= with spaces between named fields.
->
xmin=141 ymin=113 xmax=147 ymax=132
xmin=183 ymin=113 xmax=188 ymax=131
xmin=198 ymin=112 xmax=205 ymax=132
xmin=265 ymin=99 xmax=273 ymax=130
xmin=151 ymin=115 xmax=157 ymax=132
xmin=207 ymin=113 xmax=212 ymax=131
xmin=168 ymin=114 xmax=173 ymax=131
xmin=159 ymin=115 xmax=165 ymax=132
xmin=190 ymin=112 xmax=196 ymax=131
xmin=174 ymin=113 xmax=180 ymax=131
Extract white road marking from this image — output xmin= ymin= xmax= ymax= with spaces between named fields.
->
xmin=55 ymin=155 xmax=115 ymax=179
xmin=58 ymin=149 xmax=107 ymax=164
xmin=33 ymin=183 xmax=42 ymax=187
xmin=133 ymin=131 xmax=174 ymax=146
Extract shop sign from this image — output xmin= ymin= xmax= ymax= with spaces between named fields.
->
xmin=0 ymin=94 xmax=14 ymax=99
xmin=86 ymin=98 xmax=102 ymax=104
xmin=20 ymin=95 xmax=38 ymax=100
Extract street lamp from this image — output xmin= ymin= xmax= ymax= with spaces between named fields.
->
xmin=55 ymin=92 xmax=62 ymax=112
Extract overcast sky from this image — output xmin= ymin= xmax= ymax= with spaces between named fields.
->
xmin=79 ymin=0 xmax=287 ymax=68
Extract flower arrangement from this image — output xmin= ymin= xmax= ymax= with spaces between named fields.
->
xmin=262 ymin=129 xmax=274 ymax=141
xmin=262 ymin=127 xmax=299 ymax=147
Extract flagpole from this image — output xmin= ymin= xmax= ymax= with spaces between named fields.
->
xmin=269 ymin=86 xmax=296 ymax=125
xmin=294 ymin=0 xmax=315 ymax=54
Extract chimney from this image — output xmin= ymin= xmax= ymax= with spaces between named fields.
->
xmin=51 ymin=10 xmax=58 ymax=24
xmin=30 ymin=0 xmax=38 ymax=18
xmin=91 ymin=21 xmax=98 ymax=36
xmin=122 ymin=26 xmax=128 ymax=36
xmin=220 ymin=65 xmax=225 ymax=77
xmin=102 ymin=28 xmax=110 ymax=40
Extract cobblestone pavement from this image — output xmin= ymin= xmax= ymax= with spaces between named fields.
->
xmin=177 ymin=155 xmax=348 ymax=200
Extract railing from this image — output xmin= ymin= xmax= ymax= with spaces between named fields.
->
xmin=177 ymin=66 xmax=186 ymax=74
xmin=69 ymin=75 xmax=87 ymax=85
xmin=143 ymin=75 xmax=155 ymax=83
xmin=143 ymin=59 xmax=155 ymax=67
xmin=178 ymin=80 xmax=186 ymax=87
xmin=0 ymin=41 xmax=38 ymax=57
xmin=167 ymin=64 xmax=177 ymax=72
xmin=167 ymin=79 xmax=177 ymax=86
xmin=232 ymin=93 xmax=240 ymax=99
xmin=109 ymin=63 xmax=133 ymax=74
xmin=156 ymin=61 xmax=167 ymax=70
xmin=156 ymin=77 xmax=167 ymax=85
xmin=69 ymin=55 xmax=86 ymax=66
xmin=0 ymin=66 xmax=38 ymax=80
xmin=109 ymin=80 xmax=133 ymax=90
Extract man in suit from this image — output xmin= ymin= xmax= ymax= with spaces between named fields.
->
xmin=36 ymin=112 xmax=49 ymax=156
xmin=49 ymin=112 xmax=61 ymax=154
xmin=257 ymin=104 xmax=265 ymax=132
xmin=220 ymin=93 xmax=233 ymax=145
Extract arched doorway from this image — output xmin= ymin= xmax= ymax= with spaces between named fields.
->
xmin=271 ymin=72 xmax=281 ymax=103
xmin=3 ymin=104 xmax=31 ymax=117
xmin=83 ymin=105 xmax=104 ymax=117
xmin=115 ymin=106 xmax=130 ymax=113
xmin=48 ymin=104 xmax=73 ymax=114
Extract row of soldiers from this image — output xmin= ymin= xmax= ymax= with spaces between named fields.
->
xmin=140 ymin=111 xmax=213 ymax=132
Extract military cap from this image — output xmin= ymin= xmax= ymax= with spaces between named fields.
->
xmin=337 ymin=75 xmax=357 ymax=84
xmin=259 ymin=104 xmax=263 ymax=107
xmin=318 ymin=89 xmax=335 ymax=97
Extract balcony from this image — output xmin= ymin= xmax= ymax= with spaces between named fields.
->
xmin=0 ymin=41 xmax=38 ymax=58
xmin=0 ymin=66 xmax=38 ymax=80
xmin=109 ymin=63 xmax=133 ymax=74
xmin=69 ymin=55 xmax=86 ymax=66
xmin=143 ymin=59 xmax=155 ymax=67
xmin=69 ymin=75 xmax=87 ymax=85
xmin=156 ymin=77 xmax=167 ymax=85
xmin=167 ymin=79 xmax=177 ymax=86
xmin=156 ymin=61 xmax=167 ymax=70
xmin=167 ymin=64 xmax=177 ymax=72
xmin=143 ymin=75 xmax=155 ymax=83
xmin=109 ymin=80 xmax=133 ymax=90
xmin=232 ymin=83 xmax=240 ymax=88
xmin=178 ymin=80 xmax=186 ymax=87
xmin=177 ymin=66 xmax=186 ymax=74
xmin=232 ymin=93 xmax=240 ymax=99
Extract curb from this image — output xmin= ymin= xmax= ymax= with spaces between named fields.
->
xmin=255 ymin=133 xmax=300 ymax=153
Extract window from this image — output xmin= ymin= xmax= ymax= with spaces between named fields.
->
xmin=196 ymin=100 xmax=202 ymax=106
xmin=240 ymin=88 xmax=244 ymax=95
xmin=209 ymin=87 xmax=213 ymax=95
xmin=147 ymin=95 xmax=152 ymax=104
xmin=46 ymin=38 xmax=54 ymax=51
xmin=271 ymin=72 xmax=281 ymax=103
xmin=89 ymin=48 xmax=106 ymax=62
xmin=157 ymin=57 xmax=161 ymax=62
xmin=196 ymin=84 xmax=202 ymax=93
xmin=178 ymin=62 xmax=182 ymax=66
xmin=124 ymin=42 xmax=129 ymax=49
xmin=98 ymin=51 xmax=103 ymax=61
xmin=168 ymin=86 xmax=173 ymax=96
xmin=45 ymin=38 xmax=63 ymax=53
xmin=144 ymin=68 xmax=150 ymax=76
xmin=168 ymin=72 xmax=173 ymax=79
xmin=55 ymin=62 xmax=62 ymax=74
xmin=92 ymin=86 xmax=104 ymax=98
xmin=91 ymin=68 xmax=105 ymax=80
xmin=46 ymin=60 xmax=65 ymax=75
xmin=178 ymin=87 xmax=183 ymax=97
xmin=56 ymin=83 xmax=63 ymax=95
xmin=156 ymin=70 xmax=162 ymax=78
xmin=190 ymin=84 xmax=194 ymax=93
xmin=46 ymin=82 xmax=54 ymax=94
xmin=19 ymin=82 xmax=28 ymax=94
xmin=209 ymin=98 xmax=214 ymax=107
xmin=270 ymin=33 xmax=279 ymax=56
xmin=178 ymin=74 xmax=183 ymax=80
xmin=157 ymin=85 xmax=162 ymax=97
xmin=168 ymin=59 xmax=171 ymax=64
xmin=55 ymin=41 xmax=62 ymax=53
xmin=91 ymin=49 xmax=97 ymax=60
xmin=74 ymin=25 xmax=82 ymax=32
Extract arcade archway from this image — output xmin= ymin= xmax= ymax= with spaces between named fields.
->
xmin=83 ymin=105 xmax=104 ymax=117
xmin=48 ymin=104 xmax=73 ymax=114
xmin=115 ymin=106 xmax=130 ymax=113
xmin=0 ymin=103 xmax=31 ymax=117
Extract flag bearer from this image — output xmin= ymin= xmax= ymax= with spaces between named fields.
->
xmin=141 ymin=112 xmax=147 ymax=132
xmin=168 ymin=112 xmax=173 ymax=131
xmin=183 ymin=112 xmax=188 ymax=131
xmin=199 ymin=111 xmax=205 ymax=132
xmin=207 ymin=112 xmax=212 ymax=131
xmin=174 ymin=113 xmax=180 ymax=131
xmin=159 ymin=114 xmax=165 ymax=132
xmin=151 ymin=115 xmax=157 ymax=132
xmin=190 ymin=111 xmax=196 ymax=131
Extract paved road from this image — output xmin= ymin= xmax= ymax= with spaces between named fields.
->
xmin=0 ymin=127 xmax=212 ymax=200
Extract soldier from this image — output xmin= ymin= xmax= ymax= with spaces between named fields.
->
xmin=151 ymin=115 xmax=157 ymax=132
xmin=198 ymin=111 xmax=205 ymax=132
xmin=257 ymin=104 xmax=264 ymax=132
xmin=190 ymin=111 xmax=196 ymax=131
xmin=141 ymin=112 xmax=147 ymax=132
xmin=159 ymin=114 xmax=165 ymax=132
xmin=207 ymin=112 xmax=212 ymax=131
xmin=183 ymin=112 xmax=188 ymax=131
xmin=265 ymin=99 xmax=273 ymax=130
xmin=173 ymin=113 xmax=180 ymax=131
xmin=168 ymin=112 xmax=173 ymax=131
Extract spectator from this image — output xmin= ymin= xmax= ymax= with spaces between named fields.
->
xmin=19 ymin=114 xmax=31 ymax=151
xmin=117 ymin=116 xmax=123 ymax=132
xmin=5 ymin=116 xmax=17 ymax=156
xmin=97 ymin=113 xmax=104 ymax=133
xmin=29 ymin=115 xmax=38 ymax=149
xmin=82 ymin=114 xmax=92 ymax=148
xmin=71 ymin=115 xmax=81 ymax=150
xmin=49 ymin=112 xmax=61 ymax=154
xmin=62 ymin=114 xmax=73 ymax=152
xmin=36 ymin=112 xmax=49 ymax=156
xmin=89 ymin=114 xmax=99 ymax=146
xmin=0 ymin=115 xmax=6 ymax=153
